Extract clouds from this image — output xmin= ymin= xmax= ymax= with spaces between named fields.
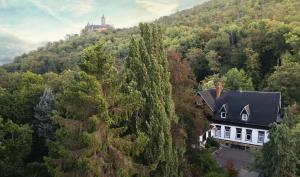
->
xmin=0 ymin=30 xmax=38 ymax=65
xmin=33 ymin=0 xmax=96 ymax=16
xmin=136 ymin=0 xmax=179 ymax=16
xmin=60 ymin=0 xmax=95 ymax=15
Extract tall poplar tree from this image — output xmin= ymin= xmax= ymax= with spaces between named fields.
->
xmin=125 ymin=23 xmax=178 ymax=177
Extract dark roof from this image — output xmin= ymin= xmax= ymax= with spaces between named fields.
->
xmin=199 ymin=89 xmax=282 ymax=128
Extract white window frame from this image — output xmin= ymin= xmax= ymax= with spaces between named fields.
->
xmin=224 ymin=126 xmax=231 ymax=138
xmin=236 ymin=128 xmax=242 ymax=140
xmin=258 ymin=131 xmax=265 ymax=143
xmin=242 ymin=114 xmax=248 ymax=121
xmin=246 ymin=129 xmax=252 ymax=142
xmin=215 ymin=125 xmax=221 ymax=137
xmin=221 ymin=112 xmax=226 ymax=118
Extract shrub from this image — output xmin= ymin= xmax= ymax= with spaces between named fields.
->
xmin=205 ymin=137 xmax=220 ymax=148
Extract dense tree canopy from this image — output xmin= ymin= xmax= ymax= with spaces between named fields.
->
xmin=265 ymin=62 xmax=300 ymax=105
xmin=224 ymin=68 xmax=254 ymax=91
xmin=0 ymin=0 xmax=299 ymax=176
xmin=0 ymin=118 xmax=32 ymax=177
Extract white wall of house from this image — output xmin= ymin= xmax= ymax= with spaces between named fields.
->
xmin=202 ymin=123 xmax=269 ymax=146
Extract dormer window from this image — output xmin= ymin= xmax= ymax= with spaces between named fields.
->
xmin=240 ymin=104 xmax=250 ymax=121
xmin=242 ymin=114 xmax=248 ymax=121
xmin=219 ymin=104 xmax=228 ymax=119
xmin=221 ymin=112 xmax=226 ymax=118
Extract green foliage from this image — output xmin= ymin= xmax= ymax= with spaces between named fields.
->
xmin=187 ymin=148 xmax=226 ymax=177
xmin=205 ymin=137 xmax=220 ymax=149
xmin=224 ymin=68 xmax=254 ymax=91
xmin=206 ymin=50 xmax=221 ymax=73
xmin=244 ymin=48 xmax=261 ymax=86
xmin=46 ymin=42 xmax=147 ymax=176
xmin=46 ymin=71 xmax=141 ymax=177
xmin=0 ymin=71 xmax=45 ymax=124
xmin=0 ymin=0 xmax=299 ymax=176
xmin=257 ymin=123 xmax=297 ymax=177
xmin=33 ymin=88 xmax=56 ymax=140
xmin=45 ymin=71 xmax=107 ymax=176
xmin=80 ymin=41 xmax=116 ymax=84
xmin=124 ymin=23 xmax=178 ymax=176
xmin=265 ymin=62 xmax=300 ymax=105
xmin=201 ymin=74 xmax=224 ymax=90
xmin=0 ymin=118 xmax=32 ymax=177
xmin=204 ymin=171 xmax=228 ymax=177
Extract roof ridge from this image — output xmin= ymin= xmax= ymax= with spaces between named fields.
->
xmin=201 ymin=89 xmax=280 ymax=94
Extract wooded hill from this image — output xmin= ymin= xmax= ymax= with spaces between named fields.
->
xmin=0 ymin=0 xmax=299 ymax=177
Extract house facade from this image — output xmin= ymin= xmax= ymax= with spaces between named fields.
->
xmin=198 ymin=82 xmax=282 ymax=148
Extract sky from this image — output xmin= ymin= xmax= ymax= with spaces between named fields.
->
xmin=0 ymin=0 xmax=206 ymax=65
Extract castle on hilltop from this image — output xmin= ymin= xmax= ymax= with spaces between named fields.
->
xmin=83 ymin=15 xmax=114 ymax=33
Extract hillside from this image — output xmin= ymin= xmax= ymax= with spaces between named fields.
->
xmin=0 ymin=0 xmax=299 ymax=177
xmin=3 ymin=0 xmax=299 ymax=77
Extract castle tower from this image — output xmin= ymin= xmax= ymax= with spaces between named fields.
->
xmin=101 ymin=15 xmax=105 ymax=25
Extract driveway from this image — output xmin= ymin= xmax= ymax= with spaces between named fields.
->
xmin=213 ymin=146 xmax=259 ymax=177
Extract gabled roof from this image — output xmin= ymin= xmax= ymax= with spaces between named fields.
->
xmin=240 ymin=104 xmax=250 ymax=115
xmin=199 ymin=89 xmax=282 ymax=128
xmin=219 ymin=104 xmax=228 ymax=113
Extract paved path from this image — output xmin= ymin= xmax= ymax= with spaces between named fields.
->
xmin=213 ymin=147 xmax=258 ymax=177
xmin=238 ymin=169 xmax=259 ymax=177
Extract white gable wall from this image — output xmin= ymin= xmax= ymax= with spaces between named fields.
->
xmin=204 ymin=123 xmax=269 ymax=146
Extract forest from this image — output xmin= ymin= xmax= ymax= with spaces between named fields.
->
xmin=0 ymin=0 xmax=299 ymax=177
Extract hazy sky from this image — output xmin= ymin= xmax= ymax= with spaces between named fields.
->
xmin=0 ymin=0 xmax=206 ymax=43
xmin=0 ymin=0 xmax=207 ymax=65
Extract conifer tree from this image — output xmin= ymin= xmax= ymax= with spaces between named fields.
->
xmin=80 ymin=41 xmax=116 ymax=83
xmin=46 ymin=41 xmax=147 ymax=176
xmin=125 ymin=23 xmax=178 ymax=177
xmin=33 ymin=88 xmax=56 ymax=140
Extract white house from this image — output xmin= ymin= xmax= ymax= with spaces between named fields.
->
xmin=197 ymin=82 xmax=282 ymax=149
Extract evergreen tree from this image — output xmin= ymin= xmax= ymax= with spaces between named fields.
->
xmin=79 ymin=41 xmax=116 ymax=89
xmin=47 ymin=42 xmax=146 ymax=176
xmin=33 ymin=88 xmax=56 ymax=140
xmin=125 ymin=23 xmax=178 ymax=177
xmin=46 ymin=72 xmax=117 ymax=177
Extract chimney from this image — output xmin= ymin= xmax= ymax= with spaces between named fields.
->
xmin=215 ymin=81 xmax=222 ymax=99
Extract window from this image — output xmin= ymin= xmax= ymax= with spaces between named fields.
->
xmin=240 ymin=105 xmax=250 ymax=121
xmin=258 ymin=131 xmax=265 ymax=143
xmin=203 ymin=132 xmax=207 ymax=140
xmin=219 ymin=104 xmax=227 ymax=119
xmin=242 ymin=114 xmax=248 ymax=121
xmin=236 ymin=128 xmax=242 ymax=140
xmin=246 ymin=129 xmax=252 ymax=142
xmin=215 ymin=125 xmax=221 ymax=137
xmin=221 ymin=112 xmax=226 ymax=118
xmin=225 ymin=127 xmax=231 ymax=138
